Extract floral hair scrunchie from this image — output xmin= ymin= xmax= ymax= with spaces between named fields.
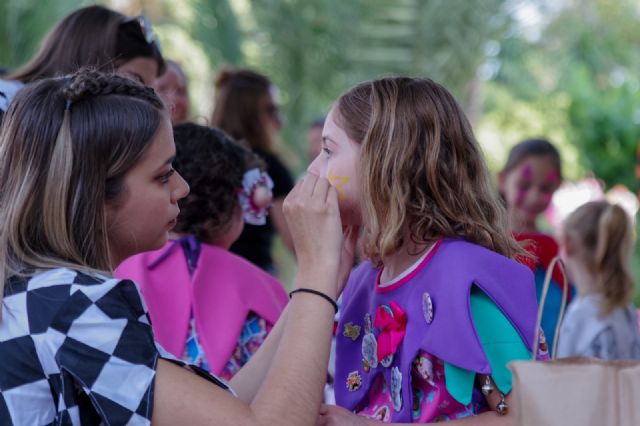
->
xmin=239 ymin=168 xmax=274 ymax=225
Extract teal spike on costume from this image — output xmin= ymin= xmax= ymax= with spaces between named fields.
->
xmin=444 ymin=287 xmax=532 ymax=405
xmin=444 ymin=361 xmax=476 ymax=406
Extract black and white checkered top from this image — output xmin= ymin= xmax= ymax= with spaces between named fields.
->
xmin=0 ymin=268 xmax=230 ymax=425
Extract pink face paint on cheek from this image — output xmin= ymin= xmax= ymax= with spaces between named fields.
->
xmin=513 ymin=165 xmax=533 ymax=206
xmin=546 ymin=170 xmax=560 ymax=185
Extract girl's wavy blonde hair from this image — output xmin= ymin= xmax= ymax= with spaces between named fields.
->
xmin=335 ymin=77 xmax=524 ymax=264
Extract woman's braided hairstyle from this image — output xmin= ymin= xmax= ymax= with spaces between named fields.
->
xmin=62 ymin=69 xmax=163 ymax=108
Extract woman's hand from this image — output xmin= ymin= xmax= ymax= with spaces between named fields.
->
xmin=317 ymin=404 xmax=375 ymax=426
xmin=284 ymin=173 xmax=343 ymax=296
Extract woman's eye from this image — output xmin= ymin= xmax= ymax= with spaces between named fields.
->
xmin=322 ymin=147 xmax=332 ymax=156
xmin=158 ymin=168 xmax=175 ymax=183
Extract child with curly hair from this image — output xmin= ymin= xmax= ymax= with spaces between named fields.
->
xmin=117 ymin=123 xmax=287 ymax=380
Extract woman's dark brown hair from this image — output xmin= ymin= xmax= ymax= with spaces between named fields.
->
xmin=7 ymin=5 xmax=165 ymax=84
xmin=210 ymin=69 xmax=274 ymax=152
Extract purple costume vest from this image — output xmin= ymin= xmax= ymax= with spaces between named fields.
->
xmin=335 ymin=239 xmax=537 ymax=422
xmin=115 ymin=240 xmax=288 ymax=375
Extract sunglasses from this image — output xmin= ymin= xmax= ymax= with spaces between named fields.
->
xmin=125 ymin=15 xmax=162 ymax=53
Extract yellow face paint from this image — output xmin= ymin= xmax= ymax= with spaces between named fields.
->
xmin=328 ymin=171 xmax=351 ymax=201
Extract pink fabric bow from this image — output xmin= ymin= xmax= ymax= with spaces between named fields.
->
xmin=374 ymin=301 xmax=407 ymax=361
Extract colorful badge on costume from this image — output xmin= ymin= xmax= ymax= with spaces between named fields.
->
xmin=238 ymin=168 xmax=274 ymax=225
xmin=361 ymin=332 xmax=378 ymax=370
xmin=380 ymin=354 xmax=394 ymax=368
xmin=372 ymin=405 xmax=391 ymax=422
xmin=374 ymin=302 xmax=407 ymax=366
xmin=391 ymin=366 xmax=403 ymax=411
xmin=364 ymin=313 xmax=372 ymax=334
xmin=413 ymin=355 xmax=435 ymax=386
xmin=422 ymin=292 xmax=434 ymax=324
xmin=537 ymin=328 xmax=549 ymax=357
xmin=343 ymin=322 xmax=361 ymax=341
xmin=346 ymin=370 xmax=362 ymax=391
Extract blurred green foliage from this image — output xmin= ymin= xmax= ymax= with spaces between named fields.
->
xmin=1 ymin=0 xmax=639 ymax=290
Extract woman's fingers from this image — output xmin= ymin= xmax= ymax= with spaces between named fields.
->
xmin=283 ymin=174 xmax=343 ymax=285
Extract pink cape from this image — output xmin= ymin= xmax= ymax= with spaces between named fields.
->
xmin=115 ymin=242 xmax=288 ymax=375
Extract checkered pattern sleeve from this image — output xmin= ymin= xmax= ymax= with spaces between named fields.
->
xmin=50 ymin=277 xmax=231 ymax=424
xmin=48 ymin=278 xmax=160 ymax=424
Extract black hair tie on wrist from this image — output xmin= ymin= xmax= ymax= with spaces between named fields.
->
xmin=289 ymin=288 xmax=338 ymax=314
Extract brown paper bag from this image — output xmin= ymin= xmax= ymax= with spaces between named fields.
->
xmin=509 ymin=257 xmax=640 ymax=426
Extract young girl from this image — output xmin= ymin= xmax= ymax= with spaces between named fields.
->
xmin=498 ymin=139 xmax=569 ymax=352
xmin=0 ymin=69 xmax=344 ymax=425
xmin=312 ymin=77 xmax=543 ymax=424
xmin=116 ymin=123 xmax=288 ymax=380
xmin=556 ymin=201 xmax=640 ymax=359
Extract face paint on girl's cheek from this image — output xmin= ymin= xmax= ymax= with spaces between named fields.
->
xmin=514 ymin=165 xmax=534 ymax=206
xmin=328 ymin=171 xmax=351 ymax=201
xmin=546 ymin=170 xmax=560 ymax=185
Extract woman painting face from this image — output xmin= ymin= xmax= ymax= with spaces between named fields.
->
xmin=106 ymin=118 xmax=189 ymax=266
xmin=307 ymin=107 xmax=362 ymax=226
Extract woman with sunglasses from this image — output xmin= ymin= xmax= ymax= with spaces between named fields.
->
xmin=0 ymin=5 xmax=165 ymax=119
xmin=211 ymin=69 xmax=296 ymax=275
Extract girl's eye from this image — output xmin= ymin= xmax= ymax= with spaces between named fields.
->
xmin=322 ymin=147 xmax=332 ymax=156
xmin=157 ymin=168 xmax=175 ymax=183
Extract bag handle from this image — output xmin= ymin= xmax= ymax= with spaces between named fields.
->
xmin=532 ymin=256 xmax=569 ymax=360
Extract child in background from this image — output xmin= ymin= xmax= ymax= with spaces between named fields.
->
xmin=312 ymin=77 xmax=544 ymax=424
xmin=117 ymin=123 xmax=288 ymax=380
xmin=556 ymin=201 xmax=640 ymax=359
xmin=498 ymin=138 xmax=569 ymax=352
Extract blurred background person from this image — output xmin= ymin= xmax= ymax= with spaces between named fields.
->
xmin=307 ymin=117 xmax=325 ymax=162
xmin=153 ymin=59 xmax=190 ymax=124
xmin=0 ymin=5 xmax=165 ymax=120
xmin=211 ymin=68 xmax=295 ymax=275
